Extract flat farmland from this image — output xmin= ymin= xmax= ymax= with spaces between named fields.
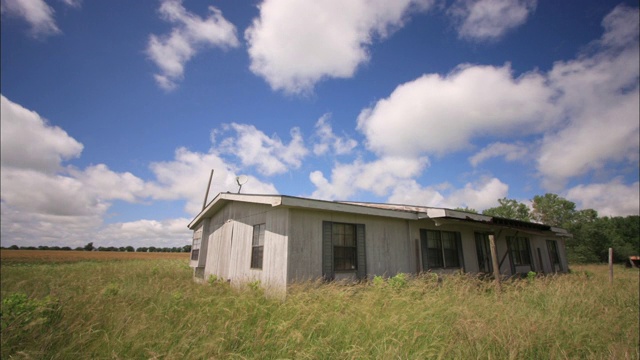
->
xmin=1 ymin=249 xmax=189 ymax=263
xmin=1 ymin=252 xmax=638 ymax=359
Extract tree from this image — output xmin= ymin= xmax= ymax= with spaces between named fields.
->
xmin=482 ymin=198 xmax=530 ymax=221
xmin=125 ymin=246 xmax=135 ymax=252
xmin=531 ymin=193 xmax=576 ymax=227
xmin=84 ymin=242 xmax=94 ymax=251
xmin=454 ymin=207 xmax=478 ymax=214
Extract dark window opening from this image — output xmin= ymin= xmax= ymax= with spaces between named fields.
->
xmin=251 ymin=224 xmax=266 ymax=269
xmin=421 ymin=230 xmax=462 ymax=270
xmin=508 ymin=236 xmax=531 ymax=266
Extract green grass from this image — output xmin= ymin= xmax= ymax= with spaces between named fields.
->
xmin=1 ymin=259 xmax=638 ymax=359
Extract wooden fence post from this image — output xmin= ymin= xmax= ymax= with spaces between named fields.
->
xmin=489 ymin=234 xmax=501 ymax=292
xmin=608 ymin=248 xmax=613 ymax=285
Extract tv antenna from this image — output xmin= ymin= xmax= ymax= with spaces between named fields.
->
xmin=202 ymin=169 xmax=214 ymax=211
xmin=236 ymin=175 xmax=248 ymax=193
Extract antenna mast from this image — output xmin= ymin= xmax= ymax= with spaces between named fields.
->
xmin=202 ymin=169 xmax=214 ymax=211
xmin=236 ymin=175 xmax=248 ymax=194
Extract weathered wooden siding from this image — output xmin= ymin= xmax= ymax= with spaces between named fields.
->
xmin=203 ymin=201 xmax=289 ymax=293
xmin=287 ymin=209 xmax=416 ymax=282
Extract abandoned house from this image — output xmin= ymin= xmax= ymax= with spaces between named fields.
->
xmin=188 ymin=193 xmax=571 ymax=293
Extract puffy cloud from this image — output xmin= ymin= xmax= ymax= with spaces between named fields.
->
xmin=538 ymin=4 xmax=639 ymax=189
xmin=357 ymin=64 xmax=554 ymax=157
xmin=145 ymin=147 xmax=279 ymax=215
xmin=1 ymin=0 xmax=81 ymax=38
xmin=217 ymin=123 xmax=309 ymax=176
xmin=0 ymin=95 xmax=210 ymax=248
xmin=147 ymin=0 xmax=239 ymax=90
xmin=448 ymin=0 xmax=536 ymax=41
xmin=387 ymin=177 xmax=509 ymax=210
xmin=566 ymin=179 xmax=640 ymax=217
xmin=469 ymin=141 xmax=529 ymax=167
xmin=1 ymin=94 xmax=83 ymax=173
xmin=95 ymin=218 xmax=193 ymax=249
xmin=1 ymin=0 xmax=59 ymax=37
xmin=310 ymin=156 xmax=428 ymax=200
xmin=245 ymin=0 xmax=433 ymax=94
xmin=356 ymin=4 xmax=638 ymax=192
xmin=312 ymin=114 xmax=358 ymax=156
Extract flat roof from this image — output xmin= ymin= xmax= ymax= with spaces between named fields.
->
xmin=188 ymin=192 xmax=571 ymax=237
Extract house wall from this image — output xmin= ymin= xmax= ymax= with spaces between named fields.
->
xmin=287 ymin=209 xmax=416 ymax=283
xmin=408 ymin=221 xmax=512 ymax=275
xmin=202 ymin=202 xmax=289 ymax=293
xmin=194 ymin=199 xmax=570 ymax=291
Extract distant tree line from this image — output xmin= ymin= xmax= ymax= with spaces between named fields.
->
xmin=2 ymin=242 xmax=191 ymax=253
xmin=458 ymin=193 xmax=639 ymax=264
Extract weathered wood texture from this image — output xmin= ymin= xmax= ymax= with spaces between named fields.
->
xmin=193 ymin=199 xmax=569 ymax=293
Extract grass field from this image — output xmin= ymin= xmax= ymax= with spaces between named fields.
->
xmin=0 ymin=249 xmax=189 ymax=263
xmin=1 ymin=250 xmax=638 ymax=359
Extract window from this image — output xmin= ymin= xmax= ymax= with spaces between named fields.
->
xmin=322 ymin=221 xmax=366 ymax=280
xmin=421 ymin=230 xmax=462 ymax=270
xmin=191 ymin=229 xmax=202 ymax=261
xmin=332 ymin=223 xmax=357 ymax=271
xmin=508 ymin=236 xmax=531 ymax=266
xmin=547 ymin=240 xmax=562 ymax=271
xmin=251 ymin=224 xmax=265 ymax=269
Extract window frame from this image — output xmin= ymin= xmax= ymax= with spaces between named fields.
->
xmin=508 ymin=236 xmax=531 ymax=266
xmin=331 ymin=222 xmax=358 ymax=272
xmin=421 ymin=230 xmax=462 ymax=270
xmin=191 ymin=229 xmax=202 ymax=261
xmin=546 ymin=239 xmax=562 ymax=271
xmin=250 ymin=223 xmax=266 ymax=270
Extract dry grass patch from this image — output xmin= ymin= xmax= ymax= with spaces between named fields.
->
xmin=0 ymin=249 xmax=189 ymax=263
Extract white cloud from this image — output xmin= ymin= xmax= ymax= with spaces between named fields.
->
xmin=145 ymin=146 xmax=279 ymax=215
xmin=387 ymin=177 xmax=509 ymax=210
xmin=355 ymin=4 xmax=638 ymax=192
xmin=1 ymin=0 xmax=59 ymax=37
xmin=59 ymin=0 xmax=80 ymax=8
xmin=310 ymin=156 xmax=428 ymax=200
xmin=1 ymin=0 xmax=80 ymax=38
xmin=0 ymin=95 xmax=210 ymax=248
xmin=1 ymin=95 xmax=84 ymax=173
xmin=566 ymin=179 xmax=640 ymax=217
xmin=217 ymin=123 xmax=309 ymax=176
xmin=95 ymin=218 xmax=193 ymax=249
xmin=448 ymin=0 xmax=536 ymax=41
xmin=357 ymin=63 xmax=554 ymax=157
xmin=312 ymin=114 xmax=358 ymax=156
xmin=469 ymin=141 xmax=529 ymax=167
xmin=245 ymin=0 xmax=434 ymax=94
xmin=147 ymin=0 xmax=239 ymax=91
xmin=537 ymin=4 xmax=639 ymax=189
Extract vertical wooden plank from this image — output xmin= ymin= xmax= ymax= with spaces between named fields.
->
xmin=488 ymin=234 xmax=501 ymax=292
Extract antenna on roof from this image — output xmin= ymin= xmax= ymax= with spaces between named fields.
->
xmin=236 ymin=175 xmax=248 ymax=194
xmin=202 ymin=169 xmax=214 ymax=211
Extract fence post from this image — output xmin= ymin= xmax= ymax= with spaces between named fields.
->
xmin=608 ymin=247 xmax=613 ymax=285
xmin=489 ymin=234 xmax=501 ymax=292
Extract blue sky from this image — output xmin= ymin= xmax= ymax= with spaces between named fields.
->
xmin=1 ymin=0 xmax=638 ymax=248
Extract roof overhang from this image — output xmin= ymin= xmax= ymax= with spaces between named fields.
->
xmin=187 ymin=194 xmax=571 ymax=238
xmin=188 ymin=193 xmax=416 ymax=230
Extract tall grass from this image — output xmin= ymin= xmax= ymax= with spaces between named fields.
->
xmin=1 ymin=258 xmax=638 ymax=359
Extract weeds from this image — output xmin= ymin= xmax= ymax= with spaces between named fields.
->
xmin=1 ymin=259 xmax=638 ymax=359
